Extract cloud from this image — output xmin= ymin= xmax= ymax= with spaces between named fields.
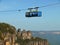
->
xmin=52 ymin=32 xmax=60 ymax=34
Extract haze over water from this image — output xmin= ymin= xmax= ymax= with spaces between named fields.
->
xmin=32 ymin=31 xmax=60 ymax=45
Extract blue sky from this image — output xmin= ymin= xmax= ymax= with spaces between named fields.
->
xmin=0 ymin=0 xmax=60 ymax=31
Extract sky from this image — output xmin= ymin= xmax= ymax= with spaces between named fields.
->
xmin=0 ymin=0 xmax=60 ymax=31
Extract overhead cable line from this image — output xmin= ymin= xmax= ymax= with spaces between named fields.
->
xmin=0 ymin=2 xmax=60 ymax=12
xmin=0 ymin=10 xmax=18 ymax=12
xmin=38 ymin=2 xmax=60 ymax=8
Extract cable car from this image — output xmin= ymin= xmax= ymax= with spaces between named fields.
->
xmin=25 ymin=7 xmax=42 ymax=17
xmin=25 ymin=11 xmax=42 ymax=17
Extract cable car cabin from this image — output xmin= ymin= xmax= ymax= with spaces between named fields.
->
xmin=25 ymin=11 xmax=42 ymax=17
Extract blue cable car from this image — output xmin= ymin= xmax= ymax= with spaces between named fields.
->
xmin=25 ymin=11 xmax=42 ymax=17
xmin=25 ymin=7 xmax=42 ymax=17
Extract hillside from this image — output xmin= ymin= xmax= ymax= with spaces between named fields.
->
xmin=0 ymin=23 xmax=16 ymax=40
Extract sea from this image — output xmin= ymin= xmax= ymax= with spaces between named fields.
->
xmin=32 ymin=31 xmax=60 ymax=45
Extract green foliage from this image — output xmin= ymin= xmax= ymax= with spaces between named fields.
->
xmin=16 ymin=39 xmax=30 ymax=45
xmin=0 ymin=23 xmax=16 ymax=34
xmin=0 ymin=23 xmax=16 ymax=40
xmin=16 ymin=36 xmax=48 ymax=45
xmin=31 ymin=37 xmax=44 ymax=41
xmin=0 ymin=31 xmax=3 ymax=40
